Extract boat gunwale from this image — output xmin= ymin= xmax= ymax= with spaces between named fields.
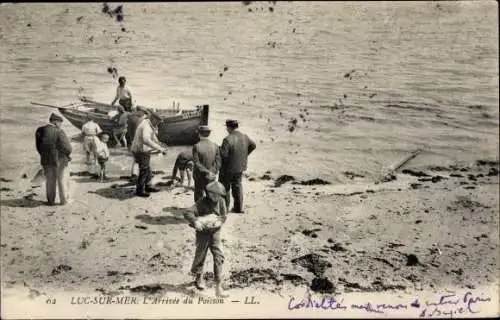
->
xmin=59 ymin=102 xmax=206 ymax=125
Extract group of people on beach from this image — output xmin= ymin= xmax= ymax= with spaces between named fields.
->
xmin=34 ymin=76 xmax=257 ymax=297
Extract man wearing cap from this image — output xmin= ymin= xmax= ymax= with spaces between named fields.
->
xmin=192 ymin=125 xmax=222 ymax=202
xmin=35 ymin=113 xmax=73 ymax=205
xmin=130 ymin=111 xmax=167 ymax=197
xmin=184 ymin=180 xmax=228 ymax=297
xmin=219 ymin=119 xmax=256 ymax=213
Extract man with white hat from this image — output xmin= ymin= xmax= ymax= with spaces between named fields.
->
xmin=192 ymin=125 xmax=221 ymax=202
xmin=184 ymin=180 xmax=228 ymax=297
xmin=35 ymin=113 xmax=72 ymax=205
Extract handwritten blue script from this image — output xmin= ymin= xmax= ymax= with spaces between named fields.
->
xmin=288 ymin=293 xmax=348 ymax=311
xmin=418 ymin=291 xmax=492 ymax=318
xmin=286 ymin=290 xmax=492 ymax=317
xmin=288 ymin=293 xmax=407 ymax=314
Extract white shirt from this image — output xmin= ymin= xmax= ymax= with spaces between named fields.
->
xmin=108 ymin=110 xmax=119 ymax=119
xmin=130 ymin=119 xmax=164 ymax=153
xmin=116 ymin=86 xmax=132 ymax=100
xmin=82 ymin=120 xmax=102 ymax=136
xmin=94 ymin=139 xmax=110 ymax=159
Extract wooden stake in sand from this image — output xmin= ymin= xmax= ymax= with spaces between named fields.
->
xmin=376 ymin=148 xmax=423 ymax=184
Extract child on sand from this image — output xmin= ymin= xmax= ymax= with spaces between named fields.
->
xmin=183 ymin=181 xmax=228 ymax=297
xmin=95 ymin=133 xmax=110 ymax=182
xmin=81 ymin=117 xmax=102 ymax=171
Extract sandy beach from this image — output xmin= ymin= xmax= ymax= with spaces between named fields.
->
xmin=1 ymin=1 xmax=499 ymax=318
xmin=1 ymin=155 xmax=498 ymax=317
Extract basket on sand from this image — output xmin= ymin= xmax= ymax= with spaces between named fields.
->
xmin=197 ymin=214 xmax=222 ymax=231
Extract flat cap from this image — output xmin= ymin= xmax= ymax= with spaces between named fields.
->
xmin=49 ymin=113 xmax=63 ymax=122
xmin=225 ymin=119 xmax=238 ymax=128
xmin=205 ymin=181 xmax=226 ymax=196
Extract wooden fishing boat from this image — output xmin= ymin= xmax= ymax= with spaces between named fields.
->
xmin=32 ymin=97 xmax=209 ymax=146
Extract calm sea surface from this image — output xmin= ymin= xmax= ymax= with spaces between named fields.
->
xmin=0 ymin=2 xmax=498 ymax=181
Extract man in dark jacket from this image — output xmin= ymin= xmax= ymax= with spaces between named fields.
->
xmin=219 ymin=120 xmax=256 ymax=213
xmin=35 ymin=113 xmax=73 ymax=205
xmin=192 ymin=125 xmax=221 ymax=202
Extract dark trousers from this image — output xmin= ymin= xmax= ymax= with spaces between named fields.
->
xmin=133 ymin=152 xmax=152 ymax=193
xmin=219 ymin=171 xmax=243 ymax=212
xmin=43 ymin=164 xmax=69 ymax=205
xmin=193 ymin=172 xmax=210 ymax=203
xmin=191 ymin=230 xmax=224 ymax=282
xmin=119 ymin=98 xmax=132 ymax=112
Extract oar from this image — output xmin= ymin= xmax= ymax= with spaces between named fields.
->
xmin=78 ymin=96 xmax=110 ymax=107
xmin=30 ymin=102 xmax=77 ymax=110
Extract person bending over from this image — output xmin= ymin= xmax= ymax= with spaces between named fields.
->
xmin=172 ymin=151 xmax=194 ymax=187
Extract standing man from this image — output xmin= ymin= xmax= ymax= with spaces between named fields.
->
xmin=192 ymin=125 xmax=221 ymax=202
xmin=35 ymin=113 xmax=73 ymax=205
xmin=130 ymin=112 xmax=167 ymax=197
xmin=219 ymin=120 xmax=256 ymax=214
xmin=111 ymin=76 xmax=133 ymax=112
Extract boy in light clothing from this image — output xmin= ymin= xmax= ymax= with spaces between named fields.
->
xmin=95 ymin=133 xmax=110 ymax=182
xmin=81 ymin=118 xmax=102 ymax=170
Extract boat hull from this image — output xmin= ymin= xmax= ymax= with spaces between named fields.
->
xmin=59 ymin=102 xmax=209 ymax=146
